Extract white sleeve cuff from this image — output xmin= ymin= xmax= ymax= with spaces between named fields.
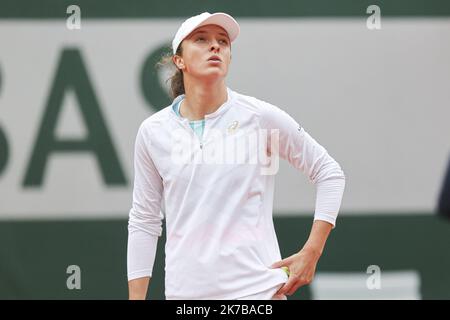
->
xmin=127 ymin=225 xmax=159 ymax=281
xmin=314 ymin=177 xmax=346 ymax=228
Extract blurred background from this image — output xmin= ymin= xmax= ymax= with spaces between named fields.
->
xmin=0 ymin=0 xmax=449 ymax=299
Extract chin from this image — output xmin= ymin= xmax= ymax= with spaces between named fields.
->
xmin=201 ymin=70 xmax=227 ymax=80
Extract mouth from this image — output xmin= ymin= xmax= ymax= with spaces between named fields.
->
xmin=208 ymin=55 xmax=222 ymax=62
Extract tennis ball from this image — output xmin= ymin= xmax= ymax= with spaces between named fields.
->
xmin=281 ymin=266 xmax=290 ymax=276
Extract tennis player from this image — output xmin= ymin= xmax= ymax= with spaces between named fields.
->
xmin=127 ymin=12 xmax=346 ymax=300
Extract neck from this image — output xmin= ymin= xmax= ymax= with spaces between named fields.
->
xmin=180 ymin=77 xmax=228 ymax=121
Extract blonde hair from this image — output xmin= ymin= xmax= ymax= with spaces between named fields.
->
xmin=155 ymin=44 xmax=185 ymax=99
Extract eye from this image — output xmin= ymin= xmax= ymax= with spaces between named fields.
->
xmin=219 ymin=39 xmax=229 ymax=45
xmin=196 ymin=37 xmax=206 ymax=42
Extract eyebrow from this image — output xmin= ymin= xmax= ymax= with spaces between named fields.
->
xmin=190 ymin=30 xmax=229 ymax=38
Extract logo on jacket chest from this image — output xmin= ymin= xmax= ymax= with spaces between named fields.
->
xmin=227 ymin=120 xmax=239 ymax=135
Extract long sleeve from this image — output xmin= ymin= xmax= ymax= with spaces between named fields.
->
xmin=127 ymin=123 xmax=164 ymax=280
xmin=259 ymin=99 xmax=346 ymax=227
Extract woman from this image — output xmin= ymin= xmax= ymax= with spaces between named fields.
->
xmin=127 ymin=12 xmax=346 ymax=300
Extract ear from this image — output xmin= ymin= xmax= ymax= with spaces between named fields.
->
xmin=172 ymin=55 xmax=185 ymax=70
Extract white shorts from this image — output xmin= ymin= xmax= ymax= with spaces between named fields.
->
xmin=234 ymin=283 xmax=288 ymax=300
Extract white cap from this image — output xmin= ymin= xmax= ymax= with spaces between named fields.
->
xmin=172 ymin=12 xmax=240 ymax=54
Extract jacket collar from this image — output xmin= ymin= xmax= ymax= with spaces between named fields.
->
xmin=170 ymin=87 xmax=235 ymax=121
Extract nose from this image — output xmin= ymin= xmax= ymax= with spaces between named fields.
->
xmin=209 ymin=40 xmax=220 ymax=52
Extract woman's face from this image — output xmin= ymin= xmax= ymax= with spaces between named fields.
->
xmin=173 ymin=24 xmax=231 ymax=81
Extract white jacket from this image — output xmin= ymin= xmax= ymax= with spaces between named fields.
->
xmin=127 ymin=87 xmax=345 ymax=299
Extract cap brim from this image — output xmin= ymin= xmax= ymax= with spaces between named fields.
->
xmin=194 ymin=12 xmax=240 ymax=42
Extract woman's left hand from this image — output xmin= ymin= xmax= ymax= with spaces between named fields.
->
xmin=270 ymin=246 xmax=322 ymax=296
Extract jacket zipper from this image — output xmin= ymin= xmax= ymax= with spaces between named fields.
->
xmin=181 ymin=119 xmax=204 ymax=150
